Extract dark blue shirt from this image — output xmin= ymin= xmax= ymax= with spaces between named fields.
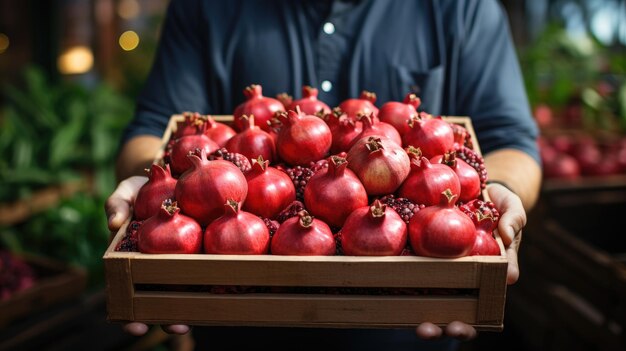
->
xmin=123 ymin=0 xmax=539 ymax=163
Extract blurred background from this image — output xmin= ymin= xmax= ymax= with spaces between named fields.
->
xmin=0 ymin=0 xmax=625 ymax=350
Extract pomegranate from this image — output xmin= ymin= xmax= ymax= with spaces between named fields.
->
xmin=324 ymin=109 xmax=362 ymax=154
xmin=397 ymin=148 xmax=461 ymax=207
xmin=169 ymin=125 xmax=220 ymax=176
xmin=225 ymin=114 xmax=276 ymax=163
xmin=204 ymin=115 xmax=237 ymax=147
xmin=175 ymin=149 xmax=248 ymax=226
xmin=408 ymin=189 xmax=476 ymax=258
xmin=303 ymin=155 xmax=368 ymax=228
xmin=460 ymin=199 xmax=501 ymax=256
xmin=243 ymin=156 xmax=296 ymax=219
xmin=233 ymin=84 xmax=285 ymax=132
xmin=339 ymin=90 xmax=379 ymax=122
xmin=270 ymin=210 xmax=336 ymax=256
xmin=543 ymin=153 xmax=580 ymax=179
xmin=276 ymin=108 xmax=332 ymax=166
xmin=402 ymin=113 xmax=455 ymax=159
xmin=138 ymin=199 xmax=203 ymax=254
xmin=287 ymin=85 xmax=331 ymax=116
xmin=173 ymin=111 xmax=205 ymax=139
xmin=455 ymin=146 xmax=488 ymax=190
xmin=204 ymin=200 xmax=270 ymax=254
xmin=276 ymin=92 xmax=293 ymax=110
xmin=378 ymin=93 xmax=420 ymax=136
xmin=349 ymin=113 xmax=402 ymax=148
xmin=346 ymin=136 xmax=410 ymax=195
xmin=134 ymin=163 xmax=178 ymax=220
xmin=431 ymin=152 xmax=481 ymax=203
xmin=340 ymin=200 xmax=407 ymax=256
xmin=450 ymin=123 xmax=472 ymax=149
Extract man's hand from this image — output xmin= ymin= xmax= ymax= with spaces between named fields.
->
xmin=415 ymin=182 xmax=526 ymax=340
xmin=105 ymin=176 xmax=148 ymax=234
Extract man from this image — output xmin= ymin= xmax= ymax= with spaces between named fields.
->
xmin=106 ymin=0 xmax=541 ymax=348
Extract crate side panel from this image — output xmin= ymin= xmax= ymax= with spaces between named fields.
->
xmin=475 ymin=261 xmax=508 ymax=325
xmin=131 ymin=293 xmax=480 ymax=327
xmin=129 ymin=257 xmax=484 ymax=288
xmin=104 ymin=257 xmax=135 ymax=321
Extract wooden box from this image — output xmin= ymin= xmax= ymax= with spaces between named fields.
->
xmin=0 ymin=254 xmax=87 ymax=328
xmin=103 ymin=115 xmax=508 ymax=331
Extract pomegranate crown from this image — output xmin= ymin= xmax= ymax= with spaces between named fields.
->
xmin=251 ymin=155 xmax=269 ymax=172
xmin=244 ymin=84 xmax=263 ymax=99
xmin=160 ymin=198 xmax=180 ymax=216
xmin=297 ymin=210 xmax=314 ymax=228
xmin=364 ymin=137 xmax=385 ymax=153
xmin=224 ymin=199 xmax=241 ymax=214
xmin=370 ymin=199 xmax=387 ymax=218
xmin=403 ymin=93 xmax=421 ymax=108
xmin=239 ymin=114 xmax=257 ymax=130
xmin=359 ymin=90 xmax=377 ymax=103
xmin=302 ymin=85 xmax=318 ymax=98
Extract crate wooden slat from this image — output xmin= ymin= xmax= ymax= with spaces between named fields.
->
xmin=0 ymin=255 xmax=87 ymax=328
xmin=104 ymin=114 xmax=509 ymax=331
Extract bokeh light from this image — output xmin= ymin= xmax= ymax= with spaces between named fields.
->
xmin=0 ymin=33 xmax=9 ymax=54
xmin=119 ymin=30 xmax=140 ymax=51
xmin=57 ymin=46 xmax=94 ymax=74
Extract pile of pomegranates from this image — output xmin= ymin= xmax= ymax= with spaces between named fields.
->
xmin=118 ymin=84 xmax=503 ymax=259
xmin=539 ymin=133 xmax=626 ymax=180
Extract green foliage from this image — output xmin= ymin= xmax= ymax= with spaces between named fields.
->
xmin=519 ymin=23 xmax=626 ymax=133
xmin=0 ymin=66 xmax=134 ymax=202
xmin=0 ymin=193 xmax=112 ymax=289
xmin=0 ymin=66 xmax=134 ymax=288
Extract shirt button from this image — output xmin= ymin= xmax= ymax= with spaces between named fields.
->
xmin=321 ymin=80 xmax=333 ymax=92
xmin=323 ymin=22 xmax=335 ymax=35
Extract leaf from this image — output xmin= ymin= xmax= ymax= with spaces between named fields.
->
xmin=49 ymin=100 xmax=87 ymax=168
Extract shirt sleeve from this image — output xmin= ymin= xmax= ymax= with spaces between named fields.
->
xmin=120 ymin=0 xmax=209 ymax=145
xmin=453 ymin=0 xmax=540 ymax=163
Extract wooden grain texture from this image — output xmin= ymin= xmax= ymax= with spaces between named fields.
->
xmin=104 ymin=238 xmax=135 ymax=321
xmin=130 ymin=292 xmax=479 ymax=327
xmin=475 ymin=260 xmax=507 ymax=325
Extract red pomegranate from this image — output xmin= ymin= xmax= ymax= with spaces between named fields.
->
xmin=243 ymin=156 xmax=296 ymax=219
xmin=233 ymin=84 xmax=285 ymax=132
xmin=378 ymin=93 xmax=420 ymax=136
xmin=174 ymin=149 xmax=248 ymax=226
xmin=408 ymin=189 xmax=476 ymax=258
xmin=134 ymin=163 xmax=178 ymax=220
xmin=303 ymin=155 xmax=368 ymax=228
xmin=204 ymin=200 xmax=270 ymax=255
xmin=287 ymin=85 xmax=331 ymax=116
xmin=138 ymin=199 xmax=203 ymax=254
xmin=340 ymin=200 xmax=408 ymax=256
xmin=270 ymin=210 xmax=336 ymax=256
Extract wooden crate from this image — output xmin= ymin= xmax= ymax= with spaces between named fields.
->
xmin=510 ymin=217 xmax=626 ymax=351
xmin=103 ymin=115 xmax=508 ymax=331
xmin=0 ymin=255 xmax=87 ymax=328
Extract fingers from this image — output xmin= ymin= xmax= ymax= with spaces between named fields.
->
xmin=486 ymin=183 xmax=526 ymax=247
xmin=161 ymin=324 xmax=191 ymax=335
xmin=505 ymin=231 xmax=522 ymax=285
xmin=105 ymin=176 xmax=148 ymax=232
xmin=444 ymin=321 xmax=477 ymax=341
xmin=123 ymin=322 xmax=150 ymax=336
xmin=415 ymin=322 xmax=443 ymax=340
xmin=123 ymin=323 xmax=191 ymax=336
xmin=416 ymin=321 xmax=477 ymax=341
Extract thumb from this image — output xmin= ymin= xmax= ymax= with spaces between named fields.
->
xmin=105 ymin=176 xmax=148 ymax=232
